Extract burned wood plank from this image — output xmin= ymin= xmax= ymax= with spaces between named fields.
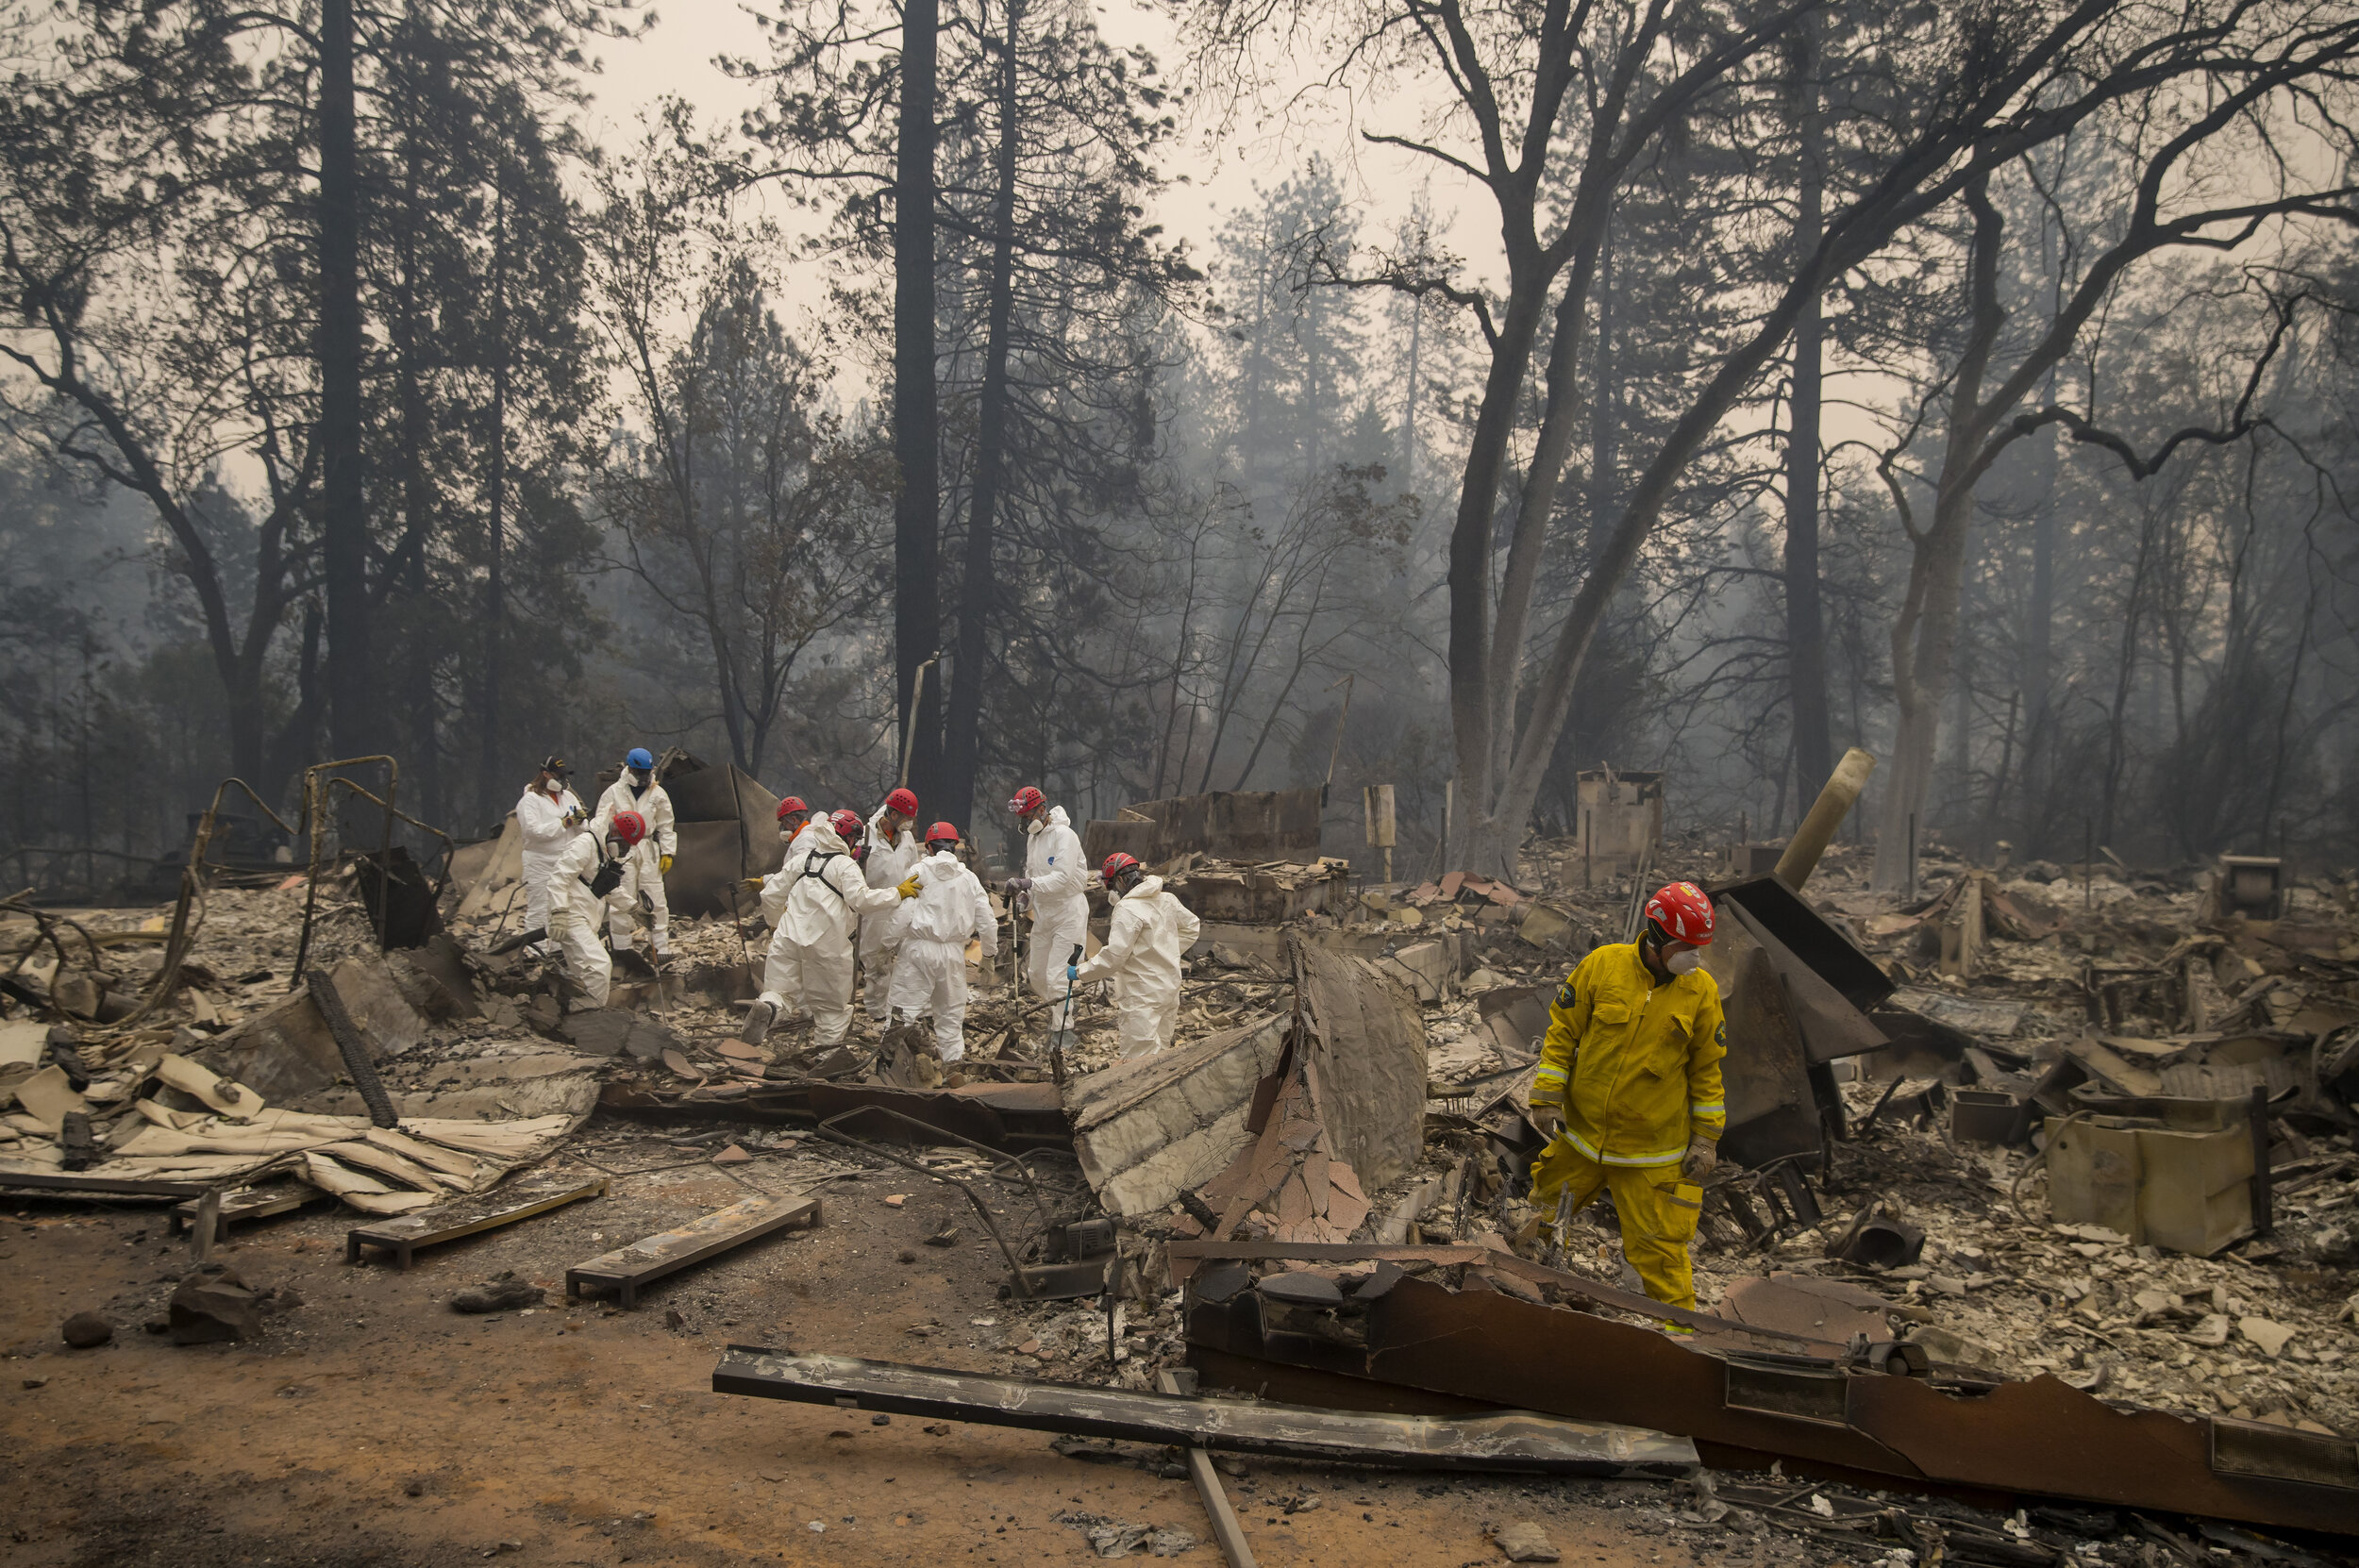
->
xmin=1158 ymin=1368 xmax=1259 ymax=1568
xmin=307 ymin=966 xmax=400 ymax=1127
xmin=173 ymin=1181 xmax=331 ymax=1243
xmin=711 ymin=1348 xmax=1697 ymax=1476
xmin=567 ymin=1192 xmax=820 ymax=1309
xmin=347 ymin=1176 xmax=609 ymax=1270
xmin=0 ymin=1171 xmax=209 ymax=1198
xmin=59 ymin=1110 xmax=100 ymax=1170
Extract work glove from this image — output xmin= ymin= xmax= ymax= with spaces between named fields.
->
xmin=741 ymin=876 xmax=766 ymax=891
xmin=1006 ymin=877 xmax=1031 ymax=894
xmin=659 ymin=854 xmax=674 ymax=875
xmin=1065 ymin=963 xmax=1079 ymax=982
xmin=1529 ymin=1104 xmax=1564 ymax=1140
xmin=896 ymin=876 xmax=922 ymax=899
xmin=1683 ymin=1135 xmax=1719 ymax=1179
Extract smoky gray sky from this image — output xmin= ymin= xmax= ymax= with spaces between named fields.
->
xmin=579 ymin=0 xmax=1494 ymax=325
xmin=577 ymin=2 xmax=1917 ymax=459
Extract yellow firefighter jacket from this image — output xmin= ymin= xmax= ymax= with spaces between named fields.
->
xmin=1530 ymin=941 xmax=1727 ymax=1167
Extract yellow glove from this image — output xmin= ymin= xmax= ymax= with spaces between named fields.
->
xmin=659 ymin=854 xmax=674 ymax=875
xmin=896 ymin=876 xmax=922 ymax=899
xmin=742 ymin=876 xmax=765 ymax=890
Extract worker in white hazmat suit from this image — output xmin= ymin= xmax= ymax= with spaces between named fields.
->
xmin=1070 ymin=852 xmax=1201 ymax=1059
xmin=886 ymin=823 xmax=996 ymax=1061
xmin=1005 ymin=785 xmax=1088 ymax=1002
xmin=594 ymin=747 xmax=678 ymax=959
xmin=545 ymin=810 xmax=645 ymax=1009
xmin=861 ymin=787 xmax=924 ymax=1022
xmin=776 ymin=795 xmax=812 ymax=847
xmin=515 ymin=756 xmax=584 ymax=957
xmin=742 ymin=809 xmax=909 ymax=1050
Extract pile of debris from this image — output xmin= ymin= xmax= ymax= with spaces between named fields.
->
xmin=8 ymin=759 xmax=2359 ymax=1552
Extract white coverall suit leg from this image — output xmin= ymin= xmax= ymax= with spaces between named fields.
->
xmin=544 ymin=829 xmax=620 ymax=1009
xmin=1073 ymin=875 xmax=1201 ymax=1059
xmin=594 ymin=777 xmax=677 ymax=955
xmin=886 ymin=850 xmax=997 ymax=1061
xmin=754 ymin=822 xmax=901 ymax=1048
xmin=861 ymin=810 xmax=924 ymax=1021
xmin=515 ymin=783 xmax=583 ymax=948
xmin=1022 ymin=805 xmax=1090 ymax=1002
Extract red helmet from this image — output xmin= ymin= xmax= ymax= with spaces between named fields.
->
xmin=829 ymin=809 xmax=865 ymax=842
xmin=1645 ymin=881 xmax=1715 ymax=946
xmin=885 ymin=788 xmax=919 ymax=820
xmin=777 ymin=795 xmax=809 ymax=822
xmin=1009 ymin=785 xmax=1046 ymax=816
xmin=925 ymin=821 xmax=961 ymax=846
xmin=609 ymin=810 xmax=648 ymax=847
xmin=1102 ymin=851 xmax=1142 ymax=882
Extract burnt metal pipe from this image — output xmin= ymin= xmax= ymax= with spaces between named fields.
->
xmin=1775 ymin=748 xmax=1875 ymax=891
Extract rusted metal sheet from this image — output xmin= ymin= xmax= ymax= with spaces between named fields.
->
xmin=1712 ymin=876 xmax=1893 ymax=1013
xmin=1718 ymin=898 xmax=1890 ymax=1066
xmin=1178 ymin=1259 xmax=2359 ymax=1533
xmin=1706 ymin=942 xmax=1824 ymax=1170
xmin=711 ymin=1348 xmax=1698 ymax=1476
xmin=1164 ymin=1240 xmax=1839 ymax=1353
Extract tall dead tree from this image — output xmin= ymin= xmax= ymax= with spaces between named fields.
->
xmin=894 ymin=0 xmax=945 ymax=803
xmin=1867 ymin=58 xmax=2358 ymax=891
xmin=940 ymin=0 xmax=1024 ymax=828
xmin=320 ymin=0 xmax=375 ymax=759
xmin=1782 ymin=8 xmax=1832 ymax=794
xmin=1187 ymin=0 xmax=2359 ymax=876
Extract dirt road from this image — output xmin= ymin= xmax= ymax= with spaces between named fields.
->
xmin=2 ymin=1146 xmax=1735 ymax=1568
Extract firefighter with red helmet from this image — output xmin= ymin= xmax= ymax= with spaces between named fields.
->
xmin=741 ymin=808 xmax=911 ymax=1051
xmin=544 ymin=809 xmax=648 ymax=1009
xmin=1070 ymin=851 xmax=1202 ymax=1059
xmin=862 ymin=787 xmax=925 ymax=1025
xmin=884 ymin=823 xmax=996 ymax=1060
xmin=1527 ymin=880 xmax=1727 ymax=1309
xmin=1006 ymin=785 xmax=1087 ymax=1003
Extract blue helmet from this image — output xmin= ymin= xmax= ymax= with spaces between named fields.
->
xmin=626 ymin=747 xmax=655 ymax=772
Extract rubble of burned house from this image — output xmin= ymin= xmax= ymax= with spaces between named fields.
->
xmin=6 ymin=762 xmax=2359 ymax=1556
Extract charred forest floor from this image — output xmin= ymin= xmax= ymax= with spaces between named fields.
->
xmin=3 ymin=1129 xmax=1725 ymax=1568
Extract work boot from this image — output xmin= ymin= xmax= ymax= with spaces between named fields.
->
xmin=741 ymin=999 xmax=778 ymax=1047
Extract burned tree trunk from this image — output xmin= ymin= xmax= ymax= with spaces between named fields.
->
xmin=893 ymin=0 xmax=944 ymax=803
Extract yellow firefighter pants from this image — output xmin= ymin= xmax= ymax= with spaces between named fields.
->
xmin=1529 ymin=1140 xmax=1703 ymax=1310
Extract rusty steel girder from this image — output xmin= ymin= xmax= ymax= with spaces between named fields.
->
xmin=1180 ymin=1255 xmax=2358 ymax=1534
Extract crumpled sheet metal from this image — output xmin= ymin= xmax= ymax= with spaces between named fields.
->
xmin=711 ymin=1348 xmax=1698 ymax=1476
xmin=1291 ymin=934 xmax=1428 ymax=1193
xmin=1182 ymin=1265 xmax=2359 ymax=1533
